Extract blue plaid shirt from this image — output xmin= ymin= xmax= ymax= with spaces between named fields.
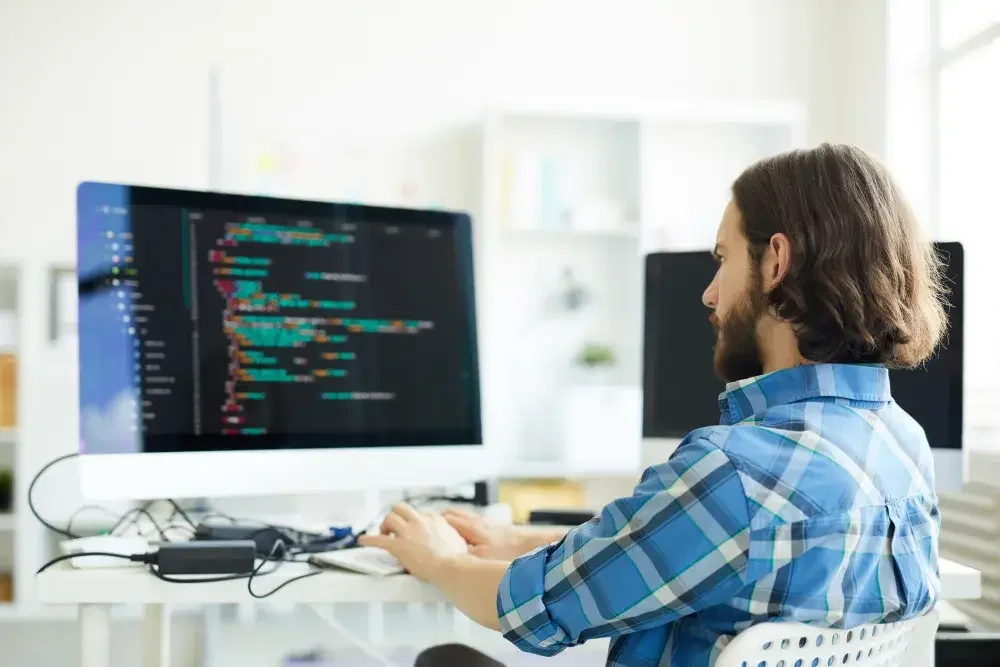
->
xmin=497 ymin=364 xmax=940 ymax=666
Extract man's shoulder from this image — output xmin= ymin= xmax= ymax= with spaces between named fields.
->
xmin=666 ymin=425 xmax=737 ymax=466
xmin=674 ymin=423 xmax=782 ymax=468
xmin=676 ymin=403 xmax=935 ymax=525
xmin=668 ymin=424 xmax=782 ymax=473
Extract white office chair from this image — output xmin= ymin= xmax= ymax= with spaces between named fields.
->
xmin=714 ymin=611 xmax=939 ymax=667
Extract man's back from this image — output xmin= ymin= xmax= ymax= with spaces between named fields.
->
xmin=652 ymin=364 xmax=939 ymax=665
xmin=499 ymin=364 xmax=940 ymax=667
xmin=360 ymin=145 xmax=949 ymax=667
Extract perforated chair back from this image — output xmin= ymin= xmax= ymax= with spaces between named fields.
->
xmin=713 ymin=611 xmax=938 ymax=667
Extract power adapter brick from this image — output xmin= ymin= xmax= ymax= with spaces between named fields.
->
xmin=154 ymin=540 xmax=257 ymax=576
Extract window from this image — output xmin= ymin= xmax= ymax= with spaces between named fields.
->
xmin=933 ymin=4 xmax=1000 ymax=441
xmin=938 ymin=0 xmax=1000 ymax=49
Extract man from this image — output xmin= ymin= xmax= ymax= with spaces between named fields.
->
xmin=360 ymin=143 xmax=947 ymax=666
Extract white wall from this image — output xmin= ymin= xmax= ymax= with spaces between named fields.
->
xmin=0 ymin=0 xmax=889 ymax=662
xmin=808 ymin=0 xmax=890 ymax=153
xmin=0 ymin=0 xmax=821 ymax=252
xmin=0 ymin=0 xmax=894 ymax=260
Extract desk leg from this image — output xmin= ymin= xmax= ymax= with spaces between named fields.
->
xmin=80 ymin=604 xmax=112 ymax=667
xmin=201 ymin=604 xmax=223 ymax=667
xmin=369 ymin=602 xmax=385 ymax=646
xmin=141 ymin=604 xmax=171 ymax=667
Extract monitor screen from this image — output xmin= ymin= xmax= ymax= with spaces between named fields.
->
xmin=888 ymin=242 xmax=963 ymax=450
xmin=642 ymin=251 xmax=723 ymax=438
xmin=77 ymin=182 xmax=481 ymax=455
xmin=642 ymin=243 xmax=963 ymax=449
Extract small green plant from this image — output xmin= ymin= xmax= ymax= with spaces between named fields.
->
xmin=575 ymin=342 xmax=616 ymax=367
xmin=0 ymin=468 xmax=11 ymax=512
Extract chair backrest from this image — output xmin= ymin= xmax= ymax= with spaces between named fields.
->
xmin=713 ymin=612 xmax=936 ymax=667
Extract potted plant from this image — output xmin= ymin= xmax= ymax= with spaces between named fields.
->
xmin=574 ymin=342 xmax=616 ymax=384
xmin=0 ymin=468 xmax=11 ymax=513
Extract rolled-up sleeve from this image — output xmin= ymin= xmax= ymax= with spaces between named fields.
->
xmin=496 ymin=437 xmax=752 ymax=656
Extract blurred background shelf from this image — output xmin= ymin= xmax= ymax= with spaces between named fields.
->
xmin=479 ymin=100 xmax=804 ymax=472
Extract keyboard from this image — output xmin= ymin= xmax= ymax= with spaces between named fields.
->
xmin=310 ymin=547 xmax=405 ymax=576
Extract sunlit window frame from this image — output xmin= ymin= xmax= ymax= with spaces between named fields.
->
xmin=924 ymin=1 xmax=1000 ymax=439
xmin=927 ymin=0 xmax=1000 ymax=230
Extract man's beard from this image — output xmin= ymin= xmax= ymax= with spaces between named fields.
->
xmin=710 ymin=275 xmax=767 ymax=383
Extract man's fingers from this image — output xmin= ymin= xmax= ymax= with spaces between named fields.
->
xmin=380 ymin=512 xmax=407 ymax=536
xmin=441 ymin=507 xmax=477 ymax=521
xmin=470 ymin=544 xmax=490 ymax=558
xmin=391 ymin=502 xmax=422 ymax=522
xmin=357 ymin=533 xmax=393 ymax=550
xmin=443 ymin=514 xmax=483 ymax=543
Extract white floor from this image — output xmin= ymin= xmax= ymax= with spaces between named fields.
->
xmin=210 ymin=604 xmax=609 ymax=666
xmin=0 ymin=604 xmax=610 ymax=667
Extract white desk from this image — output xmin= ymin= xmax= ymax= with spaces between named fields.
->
xmin=38 ymin=561 xmax=443 ymax=667
xmin=37 ymin=558 xmax=982 ymax=667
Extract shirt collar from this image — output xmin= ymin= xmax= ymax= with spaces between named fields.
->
xmin=718 ymin=363 xmax=891 ymax=425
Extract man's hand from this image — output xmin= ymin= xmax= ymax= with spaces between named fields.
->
xmin=442 ymin=508 xmax=571 ymax=561
xmin=357 ymin=503 xmax=468 ymax=582
xmin=441 ymin=508 xmax=533 ymax=560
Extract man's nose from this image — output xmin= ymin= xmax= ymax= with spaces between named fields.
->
xmin=702 ymin=277 xmax=718 ymax=309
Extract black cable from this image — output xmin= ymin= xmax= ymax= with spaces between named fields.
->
xmin=152 ymin=522 xmax=197 ymax=541
xmin=109 ymin=506 xmax=169 ymax=541
xmin=29 ymin=452 xmax=472 ymax=597
xmin=165 ymin=499 xmax=196 ymax=529
xmin=65 ymin=504 xmax=122 ymax=537
xmin=28 ymin=452 xmax=82 ymax=539
xmin=262 ymin=490 xmax=474 ymax=590
xmin=148 ymin=565 xmax=253 ymax=584
xmin=36 ymin=551 xmax=153 ymax=574
xmin=29 ymin=453 xmax=174 ymax=543
xmin=249 ymin=569 xmax=322 ymax=599
xmin=247 ymin=539 xmax=321 ymax=599
xmin=106 ymin=501 xmax=151 ymax=534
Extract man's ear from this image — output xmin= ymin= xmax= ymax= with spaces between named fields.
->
xmin=762 ymin=232 xmax=792 ymax=293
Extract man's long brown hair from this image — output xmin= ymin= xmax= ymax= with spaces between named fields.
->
xmin=731 ymin=143 xmax=948 ymax=369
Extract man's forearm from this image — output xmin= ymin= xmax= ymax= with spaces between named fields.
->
xmin=429 ymin=554 xmax=510 ymax=631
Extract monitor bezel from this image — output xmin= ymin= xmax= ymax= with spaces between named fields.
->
xmin=76 ymin=181 xmax=488 ymax=499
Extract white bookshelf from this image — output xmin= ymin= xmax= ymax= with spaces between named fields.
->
xmin=0 ymin=253 xmax=87 ymax=620
xmin=0 ymin=262 xmax=18 ymax=615
xmin=479 ymin=98 xmax=806 ymax=478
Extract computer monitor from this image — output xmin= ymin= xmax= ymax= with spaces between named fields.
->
xmin=642 ymin=243 xmax=964 ymax=492
xmin=642 ymin=251 xmax=722 ymax=441
xmin=76 ymin=182 xmax=486 ymax=500
xmin=888 ymin=242 xmax=964 ymax=491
